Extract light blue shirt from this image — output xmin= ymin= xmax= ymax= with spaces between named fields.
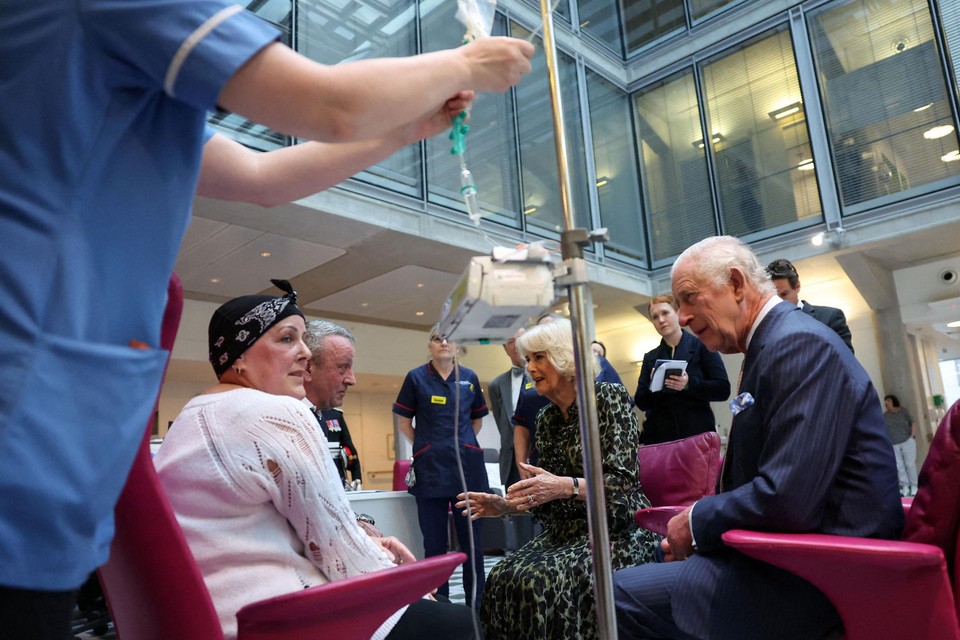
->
xmin=0 ymin=0 xmax=279 ymax=589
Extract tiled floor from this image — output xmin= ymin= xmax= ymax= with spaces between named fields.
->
xmin=72 ymin=612 xmax=115 ymax=639
xmin=447 ymin=553 xmax=505 ymax=606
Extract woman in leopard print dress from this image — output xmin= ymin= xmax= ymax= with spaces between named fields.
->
xmin=457 ymin=320 xmax=659 ymax=639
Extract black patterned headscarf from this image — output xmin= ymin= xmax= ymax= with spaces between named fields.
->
xmin=208 ymin=279 xmax=304 ymax=379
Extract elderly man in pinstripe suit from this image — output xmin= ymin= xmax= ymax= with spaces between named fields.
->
xmin=614 ymin=236 xmax=903 ymax=640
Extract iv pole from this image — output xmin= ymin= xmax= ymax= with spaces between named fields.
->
xmin=537 ymin=2 xmax=617 ymax=638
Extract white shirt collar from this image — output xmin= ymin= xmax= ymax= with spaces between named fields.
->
xmin=301 ymin=397 xmax=320 ymax=413
xmin=745 ymin=295 xmax=781 ymax=351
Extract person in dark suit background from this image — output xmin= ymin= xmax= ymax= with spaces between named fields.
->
xmin=488 ymin=327 xmax=526 ymax=488
xmin=488 ymin=327 xmax=538 ymax=548
xmin=767 ymin=258 xmax=854 ymax=353
xmin=614 ymin=236 xmax=903 ymax=640
xmin=634 ymin=294 xmax=730 ymax=444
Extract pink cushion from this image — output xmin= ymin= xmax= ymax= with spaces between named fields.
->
xmin=637 ymin=431 xmax=721 ymax=507
xmin=902 ymin=399 xmax=960 ymax=579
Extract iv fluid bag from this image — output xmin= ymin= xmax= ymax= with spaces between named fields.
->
xmin=456 ymin=0 xmax=497 ymax=41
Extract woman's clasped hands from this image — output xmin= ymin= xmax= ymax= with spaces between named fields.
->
xmin=456 ymin=462 xmax=573 ymax=521
xmin=508 ymin=462 xmax=570 ymax=510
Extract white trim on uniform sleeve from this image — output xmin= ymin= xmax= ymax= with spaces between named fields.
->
xmin=164 ymin=4 xmax=244 ymax=97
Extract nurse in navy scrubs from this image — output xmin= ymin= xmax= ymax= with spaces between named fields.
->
xmin=394 ymin=323 xmax=490 ymax=609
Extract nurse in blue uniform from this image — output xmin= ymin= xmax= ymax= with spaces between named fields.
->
xmin=394 ymin=324 xmax=490 ymax=609
xmin=1 ymin=0 xmax=535 ymax=634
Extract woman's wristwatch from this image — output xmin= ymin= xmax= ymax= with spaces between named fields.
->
xmin=571 ymin=477 xmax=580 ymax=499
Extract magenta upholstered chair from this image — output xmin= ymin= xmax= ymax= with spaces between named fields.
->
xmin=720 ymin=400 xmax=960 ymax=639
xmin=637 ymin=431 xmax=721 ymax=507
xmin=99 ymin=274 xmax=464 ymax=640
xmin=393 ymin=458 xmax=412 ymax=491
xmin=634 ymin=431 xmax=722 ymax=534
xmin=635 ymin=401 xmax=960 ymax=640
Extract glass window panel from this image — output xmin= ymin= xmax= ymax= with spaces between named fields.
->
xmin=689 ymin=0 xmax=739 ymax=22
xmin=586 ymin=70 xmax=646 ymax=263
xmin=577 ymin=0 xmax=624 ymax=57
xmin=208 ymin=0 xmax=294 ymax=150
xmin=809 ymin=0 xmax=960 ymax=209
xmin=513 ymin=23 xmax=591 ymax=235
xmin=523 ymin=0 xmax=571 ymax=24
xmin=701 ymin=27 xmax=822 ymax=238
xmin=940 ymin=0 xmax=960 ymax=90
xmin=623 ymin=0 xmax=685 ymax=56
xmin=634 ymin=69 xmax=714 ymax=263
xmin=297 ymin=0 xmax=421 ymax=195
xmin=422 ymin=7 xmax=521 ymax=226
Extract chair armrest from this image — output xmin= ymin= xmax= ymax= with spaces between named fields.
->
xmin=634 ymin=506 xmax=684 ymax=536
xmin=722 ymin=530 xmax=959 ymax=640
xmin=236 ymin=552 xmax=466 ymax=640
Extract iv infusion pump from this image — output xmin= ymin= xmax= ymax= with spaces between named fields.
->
xmin=437 ymin=247 xmax=557 ymax=345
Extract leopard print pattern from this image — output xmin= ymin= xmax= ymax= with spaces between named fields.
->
xmin=480 ymin=382 xmax=659 ymax=639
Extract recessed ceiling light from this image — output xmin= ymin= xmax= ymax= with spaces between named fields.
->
xmin=947 ymin=320 xmax=960 ymax=328
xmin=768 ymin=102 xmax=803 ymax=120
xmin=692 ymin=133 xmax=724 ymax=149
xmin=924 ymin=124 xmax=955 ymax=140
xmin=914 ymin=103 xmax=933 ymax=112
xmin=259 ymin=251 xmax=272 ymax=258
xmin=941 ymin=150 xmax=960 ymax=163
xmin=209 ymin=277 xmax=221 ymax=284
xmin=798 ymin=159 xmax=815 ymax=171
xmin=811 ymin=231 xmax=825 ymax=247
xmin=360 ymin=302 xmax=369 ymax=308
xmin=416 ymin=283 xmax=424 ymax=288
xmin=415 ymin=311 xmax=425 ymax=317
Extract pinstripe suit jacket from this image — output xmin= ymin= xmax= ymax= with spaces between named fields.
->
xmin=694 ymin=301 xmax=902 ymax=549
xmin=661 ymin=302 xmax=904 ymax=639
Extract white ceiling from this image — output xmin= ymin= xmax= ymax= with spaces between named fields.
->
xmin=177 ymin=183 xmax=960 ymax=363
xmin=178 ymin=192 xmax=657 ymax=334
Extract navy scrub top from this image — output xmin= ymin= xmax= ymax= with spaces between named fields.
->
xmin=393 ymin=362 xmax=490 ymax=498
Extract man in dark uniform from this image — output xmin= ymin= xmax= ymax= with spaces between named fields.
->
xmin=304 ymin=320 xmax=362 ymax=486
xmin=318 ymin=408 xmax=362 ymax=484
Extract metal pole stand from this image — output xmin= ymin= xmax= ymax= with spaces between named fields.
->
xmin=554 ymin=229 xmax=616 ymax=640
xmin=536 ymin=0 xmax=618 ymax=633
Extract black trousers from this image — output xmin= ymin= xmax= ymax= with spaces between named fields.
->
xmin=386 ymin=598 xmax=482 ymax=639
xmin=0 ymin=585 xmax=77 ymax=640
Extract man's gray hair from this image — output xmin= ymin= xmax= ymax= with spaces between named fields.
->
xmin=304 ymin=319 xmax=355 ymax=362
xmin=672 ymin=236 xmax=775 ymax=297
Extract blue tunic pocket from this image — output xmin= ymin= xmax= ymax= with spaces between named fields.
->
xmin=0 ymin=332 xmax=170 ymax=588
